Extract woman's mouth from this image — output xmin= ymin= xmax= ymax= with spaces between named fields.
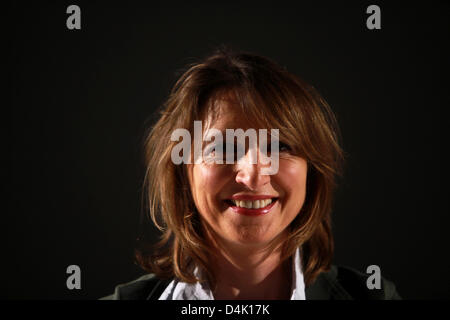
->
xmin=224 ymin=198 xmax=278 ymax=216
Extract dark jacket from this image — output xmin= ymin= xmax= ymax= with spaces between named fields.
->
xmin=100 ymin=265 xmax=401 ymax=300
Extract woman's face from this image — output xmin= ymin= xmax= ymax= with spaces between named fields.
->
xmin=187 ymin=98 xmax=308 ymax=250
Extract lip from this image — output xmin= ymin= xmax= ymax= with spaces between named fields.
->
xmin=229 ymin=194 xmax=277 ymax=201
xmin=225 ymin=197 xmax=278 ymax=216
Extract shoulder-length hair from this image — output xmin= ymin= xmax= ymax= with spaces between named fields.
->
xmin=135 ymin=48 xmax=344 ymax=287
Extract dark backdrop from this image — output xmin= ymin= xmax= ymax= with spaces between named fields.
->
xmin=5 ymin=1 xmax=450 ymax=299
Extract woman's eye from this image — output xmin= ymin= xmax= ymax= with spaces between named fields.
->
xmin=204 ymin=143 xmax=242 ymax=162
xmin=203 ymin=144 xmax=217 ymax=156
xmin=279 ymin=142 xmax=291 ymax=152
xmin=266 ymin=141 xmax=291 ymax=153
xmin=204 ymin=141 xmax=291 ymax=162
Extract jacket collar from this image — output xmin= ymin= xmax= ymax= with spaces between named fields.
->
xmin=305 ymin=265 xmax=353 ymax=300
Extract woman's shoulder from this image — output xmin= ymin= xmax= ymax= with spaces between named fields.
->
xmin=306 ymin=265 xmax=401 ymax=300
xmin=100 ymin=265 xmax=401 ymax=300
xmin=99 ymin=273 xmax=171 ymax=300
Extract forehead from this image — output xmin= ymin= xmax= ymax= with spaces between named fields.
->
xmin=206 ymin=99 xmax=240 ymax=126
xmin=202 ymin=94 xmax=266 ymax=132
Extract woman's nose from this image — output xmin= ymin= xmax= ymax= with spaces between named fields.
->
xmin=234 ymin=150 xmax=271 ymax=190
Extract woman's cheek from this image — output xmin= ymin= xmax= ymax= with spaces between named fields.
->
xmin=191 ymin=164 xmax=232 ymax=214
xmin=278 ymin=157 xmax=307 ymax=181
xmin=195 ymin=164 xmax=229 ymax=190
xmin=275 ymin=157 xmax=308 ymax=204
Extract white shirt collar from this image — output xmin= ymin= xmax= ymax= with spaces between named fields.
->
xmin=159 ymin=247 xmax=306 ymax=300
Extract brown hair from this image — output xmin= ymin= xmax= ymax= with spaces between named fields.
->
xmin=135 ymin=48 xmax=344 ymax=287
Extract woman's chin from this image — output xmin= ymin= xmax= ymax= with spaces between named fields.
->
xmin=217 ymin=202 xmax=282 ymax=246
xmin=226 ymin=226 xmax=277 ymax=247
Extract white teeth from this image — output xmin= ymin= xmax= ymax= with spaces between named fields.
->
xmin=231 ymin=198 xmax=273 ymax=208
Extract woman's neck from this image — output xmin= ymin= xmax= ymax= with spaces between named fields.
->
xmin=211 ymin=243 xmax=292 ymax=300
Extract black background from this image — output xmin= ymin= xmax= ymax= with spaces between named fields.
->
xmin=5 ymin=1 xmax=450 ymax=299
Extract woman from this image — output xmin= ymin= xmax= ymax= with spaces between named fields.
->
xmin=102 ymin=49 xmax=400 ymax=300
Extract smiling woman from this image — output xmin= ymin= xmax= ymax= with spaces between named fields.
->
xmin=101 ymin=48 xmax=401 ymax=300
